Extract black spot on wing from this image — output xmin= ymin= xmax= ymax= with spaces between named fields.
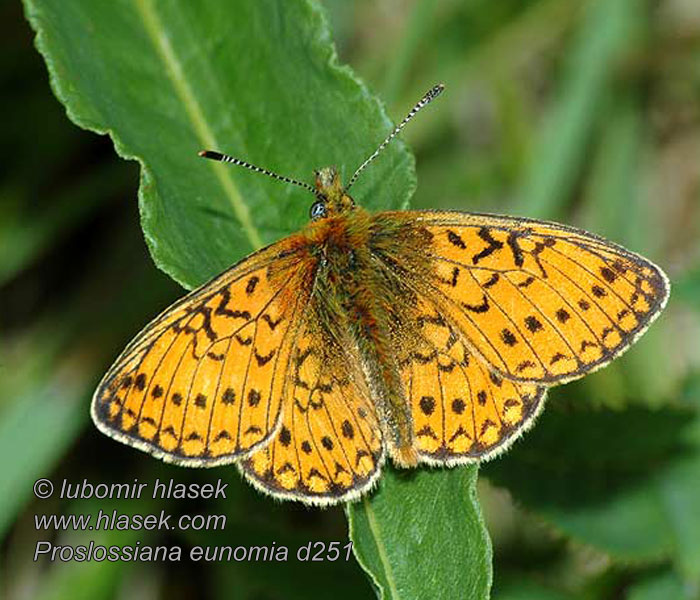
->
xmin=463 ymin=295 xmax=489 ymax=313
xmin=524 ymin=316 xmax=543 ymax=333
xmin=483 ymin=273 xmax=500 ymax=288
xmin=419 ymin=396 xmax=436 ymax=415
xmin=447 ymin=230 xmax=467 ymax=249
xmin=501 ymin=329 xmax=517 ymax=346
xmin=245 ymin=276 xmax=259 ymax=294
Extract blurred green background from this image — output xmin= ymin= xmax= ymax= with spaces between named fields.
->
xmin=2 ymin=0 xmax=699 ymax=598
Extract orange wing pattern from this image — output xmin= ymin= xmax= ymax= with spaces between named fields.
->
xmin=396 ymin=211 xmax=669 ymax=384
xmin=91 ymin=242 xmax=311 ymax=466
xmin=396 ymin=297 xmax=546 ymax=463
xmin=240 ymin=324 xmax=384 ymax=504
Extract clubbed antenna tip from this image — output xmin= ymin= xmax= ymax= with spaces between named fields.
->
xmin=345 ymin=83 xmax=445 ymax=192
xmin=198 ymin=150 xmax=318 ymax=196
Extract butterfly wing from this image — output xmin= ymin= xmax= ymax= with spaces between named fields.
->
xmin=397 ymin=295 xmax=547 ymax=463
xmin=380 ymin=210 xmax=670 ymax=385
xmin=91 ymin=239 xmax=313 ymax=466
xmin=239 ymin=321 xmax=385 ymax=504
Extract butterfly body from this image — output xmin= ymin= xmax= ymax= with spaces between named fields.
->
xmin=297 ymin=167 xmax=428 ymax=467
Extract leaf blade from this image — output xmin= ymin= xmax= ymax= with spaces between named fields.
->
xmin=348 ymin=466 xmax=492 ymax=600
xmin=23 ymin=0 xmax=416 ymax=288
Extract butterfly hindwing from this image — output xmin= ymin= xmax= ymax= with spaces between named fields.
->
xmin=397 ymin=295 xmax=547 ymax=464
xmin=91 ymin=240 xmax=311 ymax=466
xmin=240 ymin=323 xmax=385 ymax=504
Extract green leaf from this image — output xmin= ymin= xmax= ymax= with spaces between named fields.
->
xmin=347 ymin=465 xmax=492 ymax=600
xmin=0 ymin=375 xmax=85 ymax=539
xmin=24 ymin=0 xmax=416 ymax=289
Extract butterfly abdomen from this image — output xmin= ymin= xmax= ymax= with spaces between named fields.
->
xmin=345 ymin=272 xmax=418 ymax=468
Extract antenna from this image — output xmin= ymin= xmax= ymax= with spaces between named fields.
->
xmin=198 ymin=150 xmax=319 ymax=197
xmin=345 ymin=83 xmax=445 ymax=192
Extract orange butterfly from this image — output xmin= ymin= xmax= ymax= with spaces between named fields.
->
xmin=92 ymin=85 xmax=669 ymax=505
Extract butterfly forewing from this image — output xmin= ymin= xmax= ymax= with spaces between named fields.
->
xmin=391 ymin=211 xmax=670 ymax=385
xmin=91 ymin=240 xmax=312 ymax=466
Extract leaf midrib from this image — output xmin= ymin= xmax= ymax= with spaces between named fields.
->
xmin=133 ymin=0 xmax=263 ymax=250
xmin=362 ymin=495 xmax=400 ymax=599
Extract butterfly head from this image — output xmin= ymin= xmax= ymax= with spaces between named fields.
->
xmin=310 ymin=166 xmax=355 ymax=220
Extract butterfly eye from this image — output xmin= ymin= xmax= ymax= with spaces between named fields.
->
xmin=309 ymin=200 xmax=327 ymax=220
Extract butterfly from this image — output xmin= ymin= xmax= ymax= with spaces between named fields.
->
xmin=92 ymin=84 xmax=670 ymax=505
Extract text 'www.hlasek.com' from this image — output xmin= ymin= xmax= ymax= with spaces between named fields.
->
xmin=32 ymin=478 xmax=353 ymax=563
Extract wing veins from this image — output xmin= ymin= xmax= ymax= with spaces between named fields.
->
xmin=546 ymin=245 xmax=638 ymax=313
xmin=464 ymin=268 xmax=549 ymax=374
xmin=124 ymin=308 xmax=201 ymax=427
xmin=537 ymin=254 xmax=624 ymax=332
xmin=499 ymin=271 xmax=582 ymax=361
xmin=115 ymin=256 xmax=304 ymax=365
xmin=501 ymin=270 xmax=604 ymax=347
xmin=319 ymin=380 xmax=355 ymax=479
xmin=235 ymin=319 xmax=259 ymax=447
xmin=203 ymin=334 xmax=235 ymax=452
xmin=374 ymin=251 xmax=513 ymax=375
